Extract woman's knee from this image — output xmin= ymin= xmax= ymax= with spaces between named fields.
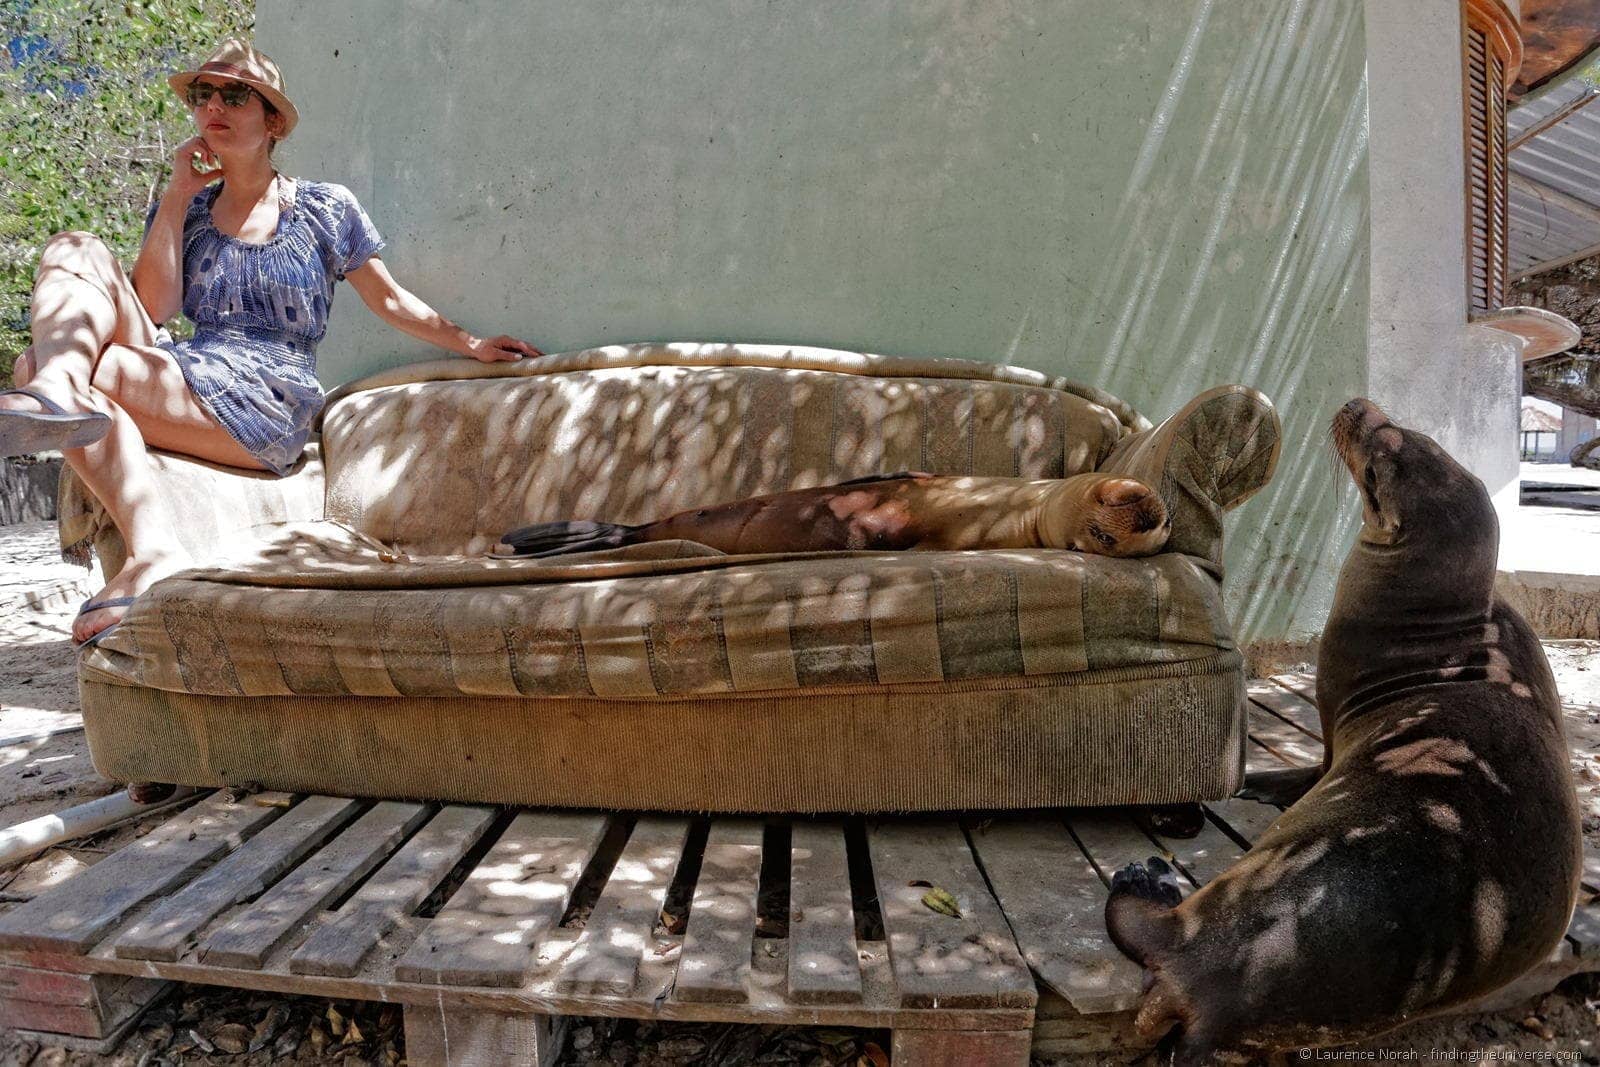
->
xmin=40 ymin=230 xmax=114 ymax=266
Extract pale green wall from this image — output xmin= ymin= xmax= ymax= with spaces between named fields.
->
xmin=256 ymin=0 xmax=1370 ymax=642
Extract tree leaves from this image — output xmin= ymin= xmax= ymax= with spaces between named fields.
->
xmin=0 ymin=0 xmax=254 ymax=378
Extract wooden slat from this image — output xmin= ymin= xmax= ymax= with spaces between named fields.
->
xmin=395 ymin=812 xmax=608 ymax=988
xmin=969 ymin=818 xmax=1139 ymax=1014
xmin=553 ymin=816 xmax=690 ymax=997
xmin=1271 ymin=671 xmax=1318 ymax=706
xmin=1567 ymin=903 xmax=1600 ymax=956
xmin=113 ymin=796 xmax=362 ymax=962
xmin=289 ymin=805 xmax=497 ymax=978
xmin=1247 ymin=680 xmax=1323 ymax=741
xmin=1204 ymin=797 xmax=1286 ymax=847
xmin=1143 ymin=813 xmax=1248 ymax=889
xmin=1247 ymin=706 xmax=1321 ymax=767
xmin=201 ymin=801 xmax=429 ymax=970
xmin=0 ymin=792 xmax=285 ymax=955
xmin=787 ymin=822 xmax=862 ymax=1005
xmin=674 ymin=820 xmax=763 ymax=1004
xmin=403 ymin=1004 xmax=565 ymax=1067
xmin=867 ymin=821 xmax=1033 ymax=1010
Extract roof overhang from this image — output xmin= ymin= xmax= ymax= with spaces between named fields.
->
xmin=1513 ymin=0 xmax=1600 ymax=102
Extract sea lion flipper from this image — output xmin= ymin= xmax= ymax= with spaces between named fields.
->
xmin=1238 ymin=765 xmax=1322 ymax=806
xmin=1104 ymin=856 xmax=1181 ymax=965
xmin=497 ymin=519 xmax=641 ymax=558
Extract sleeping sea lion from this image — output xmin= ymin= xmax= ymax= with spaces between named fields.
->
xmin=495 ymin=470 xmax=1170 ymax=558
xmin=1102 ymin=398 xmax=1582 ymax=1064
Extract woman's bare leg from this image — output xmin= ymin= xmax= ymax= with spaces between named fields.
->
xmin=4 ymin=231 xmax=265 ymax=642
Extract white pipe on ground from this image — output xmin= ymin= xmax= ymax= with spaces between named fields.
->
xmin=0 ymin=786 xmax=201 ymax=870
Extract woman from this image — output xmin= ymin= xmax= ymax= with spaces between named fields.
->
xmin=0 ymin=39 xmax=542 ymax=645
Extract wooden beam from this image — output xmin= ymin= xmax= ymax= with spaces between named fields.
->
xmin=1510 ymin=87 xmax=1600 ymax=151
xmin=1510 ymin=171 xmax=1600 ymax=227
xmin=1512 ymin=237 xmax=1600 ymax=282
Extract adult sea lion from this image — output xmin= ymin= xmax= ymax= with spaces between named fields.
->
xmin=495 ymin=470 xmax=1170 ymax=558
xmin=1102 ymin=398 xmax=1582 ymax=1064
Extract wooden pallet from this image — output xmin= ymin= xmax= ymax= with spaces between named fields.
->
xmin=0 ymin=798 xmax=1036 ymax=1065
xmin=3 ymin=673 xmax=1597 ymax=1062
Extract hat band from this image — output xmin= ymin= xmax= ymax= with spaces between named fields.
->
xmin=198 ymin=61 xmax=257 ymax=81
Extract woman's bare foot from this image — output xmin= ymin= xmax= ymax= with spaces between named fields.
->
xmin=74 ymin=549 xmax=194 ymax=644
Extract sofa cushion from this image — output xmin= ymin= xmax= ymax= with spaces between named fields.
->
xmin=81 ymin=521 xmax=1232 ymax=701
xmin=318 ymin=344 xmax=1136 ymax=556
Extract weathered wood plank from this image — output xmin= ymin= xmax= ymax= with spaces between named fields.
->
xmin=1068 ymin=813 xmax=1180 ymax=892
xmin=201 ymin=801 xmax=429 ymax=970
xmin=867 ymin=821 xmax=1033 ymax=1010
xmin=394 ymin=811 xmax=609 ymax=988
xmin=969 ymin=818 xmax=1139 ymax=1015
xmin=1247 ymin=679 xmax=1324 ymax=741
xmin=289 ymin=805 xmax=497 ymax=978
xmin=891 ymin=1026 xmax=1032 ymax=1066
xmin=1566 ymin=902 xmax=1600 ymax=956
xmin=0 ymin=792 xmax=286 ymax=955
xmin=1142 ymin=813 xmax=1248 ymax=888
xmin=114 ymin=796 xmax=362 ymax=962
xmin=403 ymin=1004 xmax=564 ymax=1067
xmin=1205 ymin=797 xmax=1287 ymax=847
xmin=1247 ymin=706 xmax=1321 ymax=767
xmin=674 ymin=819 xmax=763 ymax=1004
xmin=1270 ymin=671 xmax=1319 ymax=707
xmin=553 ymin=816 xmax=691 ymax=997
xmin=787 ymin=822 xmax=862 ymax=1005
xmin=0 ymin=974 xmax=167 ymax=1039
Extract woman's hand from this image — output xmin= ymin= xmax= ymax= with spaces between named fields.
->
xmin=464 ymin=335 xmax=544 ymax=362
xmin=169 ymin=136 xmax=223 ymax=200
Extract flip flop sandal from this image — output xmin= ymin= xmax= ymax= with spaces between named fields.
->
xmin=0 ymin=387 xmax=111 ymax=458
xmin=75 ymin=595 xmax=136 ymax=651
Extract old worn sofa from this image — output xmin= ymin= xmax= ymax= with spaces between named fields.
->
xmin=60 ymin=343 xmax=1279 ymax=813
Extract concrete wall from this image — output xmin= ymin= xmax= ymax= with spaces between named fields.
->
xmin=1364 ymin=0 xmax=1524 ymax=515
xmin=256 ymin=0 xmax=1380 ymax=643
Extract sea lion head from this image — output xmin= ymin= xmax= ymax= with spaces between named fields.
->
xmin=1329 ymin=397 xmax=1496 ymax=566
xmin=1048 ymin=475 xmax=1171 ymax=557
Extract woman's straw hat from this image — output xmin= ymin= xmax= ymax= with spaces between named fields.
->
xmin=168 ymin=38 xmax=299 ymax=139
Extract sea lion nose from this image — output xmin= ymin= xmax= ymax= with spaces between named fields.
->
xmin=1096 ymin=478 xmax=1153 ymax=507
xmin=1344 ymin=397 xmax=1391 ymax=431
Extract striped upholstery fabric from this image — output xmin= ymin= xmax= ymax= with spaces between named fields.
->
xmin=80 ymin=529 xmax=1230 ymax=700
xmin=319 ymin=345 xmax=1132 ymax=556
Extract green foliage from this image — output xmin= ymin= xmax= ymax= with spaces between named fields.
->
xmin=0 ymin=0 xmax=253 ymax=384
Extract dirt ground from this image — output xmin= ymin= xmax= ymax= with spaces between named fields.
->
xmin=1 ymin=566 xmax=1598 ymax=1064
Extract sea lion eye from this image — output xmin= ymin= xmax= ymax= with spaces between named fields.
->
xmin=1095 ymin=531 xmax=1116 ymax=547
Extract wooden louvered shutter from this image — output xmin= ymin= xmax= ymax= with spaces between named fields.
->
xmin=1464 ymin=1 xmax=1513 ymax=315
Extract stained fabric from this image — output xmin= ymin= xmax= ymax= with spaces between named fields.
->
xmin=60 ymin=348 xmax=1279 ymax=810
xmin=141 ymin=178 xmax=385 ymax=474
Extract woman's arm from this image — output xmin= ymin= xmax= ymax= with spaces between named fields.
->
xmin=344 ymin=258 xmax=542 ymax=362
xmin=131 ymin=136 xmax=221 ymax=325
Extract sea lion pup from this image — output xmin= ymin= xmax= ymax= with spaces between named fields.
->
xmin=1103 ymin=398 xmax=1582 ymax=1065
xmin=494 ymin=471 xmax=1170 ymax=558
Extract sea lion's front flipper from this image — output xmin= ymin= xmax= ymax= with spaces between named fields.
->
xmin=1238 ymin=765 xmax=1322 ymax=806
xmin=1104 ymin=856 xmax=1181 ymax=962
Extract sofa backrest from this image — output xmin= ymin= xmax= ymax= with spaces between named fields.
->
xmin=319 ymin=344 xmax=1139 ymax=555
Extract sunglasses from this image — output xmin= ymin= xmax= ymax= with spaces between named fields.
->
xmin=185 ymin=81 xmax=260 ymax=108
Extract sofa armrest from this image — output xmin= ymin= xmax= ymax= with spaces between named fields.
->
xmin=59 ymin=441 xmax=326 ymax=577
xmin=1098 ymin=385 xmax=1280 ymax=569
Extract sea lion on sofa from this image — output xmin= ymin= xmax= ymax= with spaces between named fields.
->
xmin=494 ymin=470 xmax=1171 ymax=559
xmin=1101 ymin=398 xmax=1582 ymax=1064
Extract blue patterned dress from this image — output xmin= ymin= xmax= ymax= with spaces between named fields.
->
xmin=142 ymin=177 xmax=385 ymax=475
